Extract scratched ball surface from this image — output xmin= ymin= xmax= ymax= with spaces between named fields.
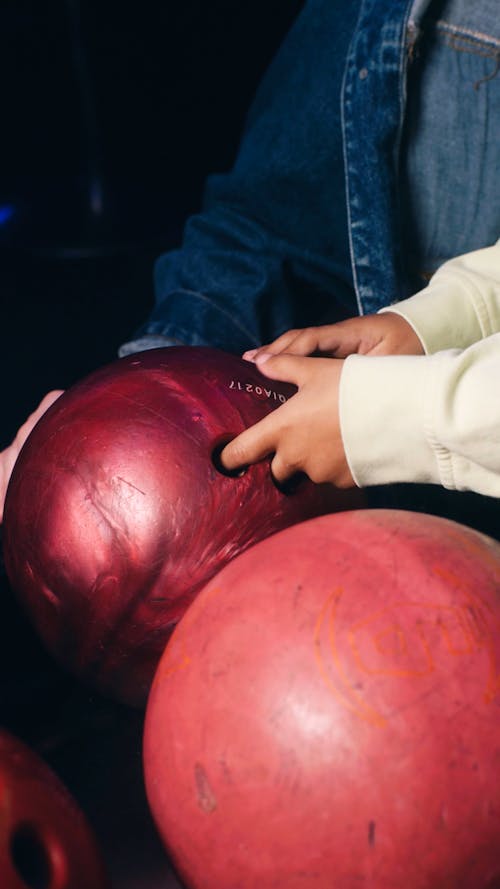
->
xmin=0 ymin=730 xmax=108 ymax=889
xmin=3 ymin=347 xmax=351 ymax=706
xmin=144 ymin=509 xmax=500 ymax=889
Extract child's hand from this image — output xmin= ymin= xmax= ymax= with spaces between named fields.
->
xmin=244 ymin=312 xmax=424 ymax=362
xmin=220 ymin=354 xmax=354 ymax=487
xmin=0 ymin=390 xmax=63 ymax=522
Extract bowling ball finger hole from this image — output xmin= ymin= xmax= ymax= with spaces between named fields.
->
xmin=10 ymin=822 xmax=52 ymax=889
xmin=271 ymin=469 xmax=307 ymax=496
xmin=211 ymin=440 xmax=248 ymax=478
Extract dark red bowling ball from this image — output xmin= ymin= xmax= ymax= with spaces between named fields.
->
xmin=144 ymin=509 xmax=500 ymax=889
xmin=3 ymin=347 xmax=355 ymax=706
xmin=0 ymin=730 xmax=108 ymax=889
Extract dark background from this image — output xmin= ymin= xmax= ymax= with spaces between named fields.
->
xmin=1 ymin=3 xmax=499 ymax=888
xmin=0 ymin=0 xmax=303 ymax=440
xmin=0 ymin=3 xmax=303 ymax=887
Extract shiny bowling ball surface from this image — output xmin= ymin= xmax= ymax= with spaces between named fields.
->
xmin=0 ymin=729 xmax=108 ymax=889
xmin=3 ymin=347 xmax=354 ymax=706
xmin=144 ymin=509 xmax=500 ymax=889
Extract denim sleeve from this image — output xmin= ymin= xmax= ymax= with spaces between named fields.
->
xmin=127 ymin=0 xmax=360 ymax=355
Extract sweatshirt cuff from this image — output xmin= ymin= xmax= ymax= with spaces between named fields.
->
xmin=379 ymin=241 xmax=500 ymax=354
xmin=379 ymin=280 xmax=484 ymax=355
xmin=339 ymin=353 xmax=440 ymax=487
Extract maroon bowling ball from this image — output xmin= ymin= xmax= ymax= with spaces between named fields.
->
xmin=144 ymin=509 xmax=500 ymax=889
xmin=3 ymin=347 xmax=355 ymax=706
xmin=0 ymin=730 xmax=108 ymax=889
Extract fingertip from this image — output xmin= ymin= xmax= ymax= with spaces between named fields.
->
xmin=254 ymin=351 xmax=273 ymax=366
xmin=213 ymin=440 xmax=247 ymax=477
xmin=220 ymin=442 xmax=234 ymax=470
xmin=243 ymin=348 xmax=259 ymax=362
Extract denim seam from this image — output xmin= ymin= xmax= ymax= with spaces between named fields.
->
xmin=340 ymin=0 xmax=414 ymax=316
xmin=394 ymin=0 xmax=416 ymax=290
xmin=436 ymin=20 xmax=500 ymax=51
xmin=440 ymin=37 xmax=500 ymax=62
xmin=341 ymin=35 xmax=363 ymax=316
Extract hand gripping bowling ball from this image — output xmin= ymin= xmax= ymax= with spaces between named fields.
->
xmin=3 ymin=347 xmax=354 ymax=706
xmin=0 ymin=730 xmax=108 ymax=889
xmin=144 ymin=509 xmax=500 ymax=889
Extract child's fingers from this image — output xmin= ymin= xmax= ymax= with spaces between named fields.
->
xmin=243 ymin=328 xmax=314 ymax=362
xmin=255 ymin=352 xmax=324 ymax=387
xmin=269 ymin=451 xmax=297 ymax=484
xmin=219 ymin=411 xmax=281 ymax=474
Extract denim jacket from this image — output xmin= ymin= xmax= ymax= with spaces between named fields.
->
xmin=122 ymin=0 xmax=500 ymax=356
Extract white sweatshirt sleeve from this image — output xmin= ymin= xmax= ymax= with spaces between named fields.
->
xmin=340 ymin=240 xmax=500 ymax=496
xmin=379 ymin=240 xmax=500 ymax=353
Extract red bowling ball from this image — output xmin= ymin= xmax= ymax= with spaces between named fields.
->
xmin=0 ymin=730 xmax=108 ymax=889
xmin=144 ymin=509 xmax=500 ymax=889
xmin=3 ymin=347 xmax=353 ymax=706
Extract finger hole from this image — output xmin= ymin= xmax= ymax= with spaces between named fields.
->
xmin=10 ymin=822 xmax=53 ymax=889
xmin=211 ymin=438 xmax=248 ymax=479
xmin=270 ymin=468 xmax=307 ymax=496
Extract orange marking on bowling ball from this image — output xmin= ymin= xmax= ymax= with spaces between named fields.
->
xmin=315 ymin=589 xmax=499 ymax=727
xmin=314 ymin=590 xmax=386 ymax=728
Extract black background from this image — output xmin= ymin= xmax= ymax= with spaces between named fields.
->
xmin=0 ymin=0 xmax=304 ymax=440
